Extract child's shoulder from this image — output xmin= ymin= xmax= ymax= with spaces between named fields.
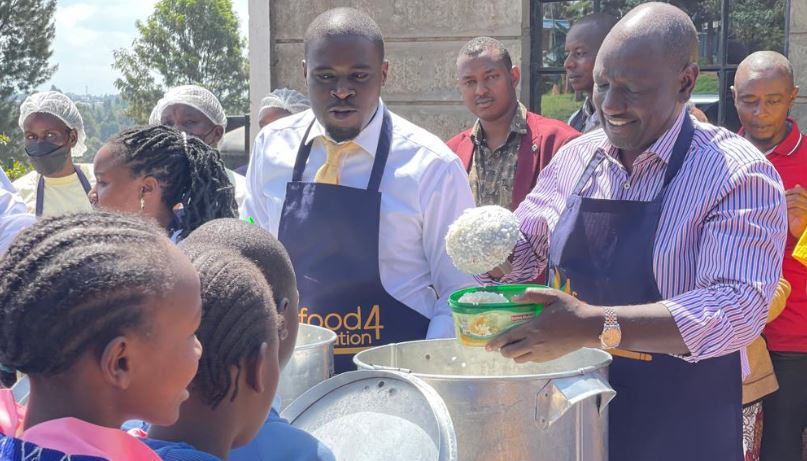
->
xmin=142 ymin=438 xmax=222 ymax=461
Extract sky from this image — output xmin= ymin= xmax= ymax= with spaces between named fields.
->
xmin=40 ymin=0 xmax=249 ymax=95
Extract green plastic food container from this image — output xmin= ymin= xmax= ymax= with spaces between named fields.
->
xmin=448 ymin=285 xmax=545 ymax=346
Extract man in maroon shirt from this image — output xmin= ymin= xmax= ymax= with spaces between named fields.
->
xmin=733 ymin=50 xmax=805 ymax=461
xmin=447 ymin=37 xmax=579 ymax=211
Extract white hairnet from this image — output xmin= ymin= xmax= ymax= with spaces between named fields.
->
xmin=18 ymin=91 xmax=87 ymax=157
xmin=149 ymin=85 xmax=227 ymax=130
xmin=259 ymin=88 xmax=310 ymax=117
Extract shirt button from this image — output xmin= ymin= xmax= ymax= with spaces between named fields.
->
xmin=623 ymin=181 xmax=631 ymax=190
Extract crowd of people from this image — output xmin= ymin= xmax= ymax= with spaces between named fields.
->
xmin=0 ymin=2 xmax=804 ymax=460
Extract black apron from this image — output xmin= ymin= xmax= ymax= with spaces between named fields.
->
xmin=548 ymin=114 xmax=742 ymax=460
xmin=278 ymin=110 xmax=430 ymax=372
xmin=35 ymin=167 xmax=92 ymax=217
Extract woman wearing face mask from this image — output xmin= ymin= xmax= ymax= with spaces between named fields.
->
xmin=12 ymin=91 xmax=95 ymax=217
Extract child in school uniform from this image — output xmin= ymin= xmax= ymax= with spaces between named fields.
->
xmin=0 ymin=211 xmax=203 ymax=460
xmin=181 ymin=218 xmax=335 ymax=461
xmin=144 ymin=245 xmax=280 ymax=460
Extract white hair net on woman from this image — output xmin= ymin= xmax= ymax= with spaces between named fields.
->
xmin=259 ymin=88 xmax=310 ymax=118
xmin=18 ymin=91 xmax=87 ymax=157
xmin=149 ymin=85 xmax=228 ymax=130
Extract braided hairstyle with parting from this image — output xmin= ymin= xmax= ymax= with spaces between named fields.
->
xmin=107 ymin=125 xmax=237 ymax=240
xmin=184 ymin=245 xmax=278 ymax=409
xmin=0 ymin=211 xmax=182 ymax=386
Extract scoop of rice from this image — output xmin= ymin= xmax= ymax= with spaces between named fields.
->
xmin=458 ymin=291 xmax=510 ymax=305
xmin=445 ymin=205 xmax=520 ymax=275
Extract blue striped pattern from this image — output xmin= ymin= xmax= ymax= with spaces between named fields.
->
xmin=496 ymin=109 xmax=787 ymax=364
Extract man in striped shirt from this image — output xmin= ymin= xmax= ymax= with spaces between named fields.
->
xmin=482 ymin=3 xmax=787 ymax=460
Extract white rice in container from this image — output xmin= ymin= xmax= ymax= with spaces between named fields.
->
xmin=445 ymin=205 xmax=520 ymax=275
xmin=457 ymin=291 xmax=510 ymax=305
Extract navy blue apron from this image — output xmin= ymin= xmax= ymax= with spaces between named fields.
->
xmin=35 ymin=168 xmax=92 ymax=217
xmin=548 ymin=114 xmax=742 ymax=460
xmin=278 ymin=110 xmax=430 ymax=372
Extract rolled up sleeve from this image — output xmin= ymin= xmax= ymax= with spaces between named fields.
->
xmin=662 ymin=160 xmax=787 ymax=362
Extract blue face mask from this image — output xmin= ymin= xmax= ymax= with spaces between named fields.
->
xmin=25 ymin=141 xmax=70 ymax=176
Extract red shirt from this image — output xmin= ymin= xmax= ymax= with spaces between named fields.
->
xmin=743 ymin=119 xmax=807 ymax=351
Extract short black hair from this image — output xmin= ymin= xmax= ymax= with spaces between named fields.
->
xmin=107 ymin=125 xmax=237 ymax=241
xmin=183 ymin=247 xmax=278 ymax=409
xmin=458 ymin=36 xmax=513 ymax=70
xmin=570 ymin=13 xmax=618 ymax=47
xmin=304 ymin=7 xmax=384 ymax=61
xmin=180 ymin=218 xmax=296 ymax=306
xmin=0 ymin=211 xmax=179 ymax=385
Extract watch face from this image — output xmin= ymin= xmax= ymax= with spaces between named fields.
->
xmin=601 ymin=328 xmax=622 ymax=348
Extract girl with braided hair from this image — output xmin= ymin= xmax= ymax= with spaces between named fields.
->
xmin=144 ymin=245 xmax=280 ymax=461
xmin=89 ymin=125 xmax=237 ymax=242
xmin=0 ymin=210 xmax=203 ymax=460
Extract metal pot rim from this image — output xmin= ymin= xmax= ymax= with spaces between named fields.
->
xmin=293 ymin=324 xmax=337 ymax=351
xmin=354 ymin=341 xmax=613 ymax=381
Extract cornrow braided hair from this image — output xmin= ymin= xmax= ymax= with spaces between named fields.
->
xmin=109 ymin=125 xmax=237 ymax=240
xmin=0 ymin=211 xmax=179 ymax=386
xmin=186 ymin=246 xmax=278 ymax=409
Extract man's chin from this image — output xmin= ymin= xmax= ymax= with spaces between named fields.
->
xmin=325 ymin=125 xmax=361 ymax=142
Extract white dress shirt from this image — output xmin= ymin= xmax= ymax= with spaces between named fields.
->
xmin=1 ymin=170 xmax=36 ymax=254
xmin=242 ymin=101 xmax=476 ymax=338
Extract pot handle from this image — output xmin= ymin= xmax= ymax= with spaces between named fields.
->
xmin=535 ymin=374 xmax=616 ymax=429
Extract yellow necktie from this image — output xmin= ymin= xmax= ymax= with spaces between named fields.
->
xmin=315 ymin=138 xmax=356 ymax=185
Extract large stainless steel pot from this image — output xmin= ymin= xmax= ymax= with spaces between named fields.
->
xmin=354 ymin=339 xmax=615 ymax=461
xmin=277 ymin=323 xmax=337 ymax=410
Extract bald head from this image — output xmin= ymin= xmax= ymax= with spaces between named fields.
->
xmin=733 ymin=51 xmax=798 ymax=152
xmin=736 ymin=51 xmax=795 ymax=88
xmin=304 ymin=8 xmax=384 ymax=61
xmin=591 ymin=2 xmax=700 ymax=162
xmin=604 ymin=2 xmax=698 ymax=69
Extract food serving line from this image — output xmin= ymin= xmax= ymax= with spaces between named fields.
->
xmin=276 ymin=206 xmax=617 ymax=461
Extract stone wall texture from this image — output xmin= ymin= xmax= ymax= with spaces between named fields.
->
xmin=265 ymin=0 xmax=528 ymax=141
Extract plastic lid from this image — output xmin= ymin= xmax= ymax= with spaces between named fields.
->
xmin=281 ymin=370 xmax=457 ymax=461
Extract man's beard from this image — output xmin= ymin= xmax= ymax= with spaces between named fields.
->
xmin=326 ymin=125 xmax=361 ymax=143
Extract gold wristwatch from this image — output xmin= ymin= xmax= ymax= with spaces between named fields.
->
xmin=599 ymin=307 xmax=622 ymax=350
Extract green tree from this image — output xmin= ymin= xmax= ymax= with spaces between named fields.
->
xmin=113 ymin=0 xmax=248 ymax=123
xmin=0 ymin=0 xmax=57 ymax=164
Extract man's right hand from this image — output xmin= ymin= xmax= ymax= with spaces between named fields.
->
xmin=786 ymin=185 xmax=807 ymax=238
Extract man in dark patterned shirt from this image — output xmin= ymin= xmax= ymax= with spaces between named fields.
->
xmin=448 ymin=37 xmax=579 ymax=210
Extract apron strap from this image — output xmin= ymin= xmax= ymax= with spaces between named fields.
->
xmin=366 ymin=109 xmax=392 ymax=193
xmin=291 ymin=121 xmax=317 ymax=182
xmin=34 ymin=166 xmax=93 ymax=216
xmin=571 ymin=111 xmax=695 ymax=199
xmin=661 ymin=112 xmax=694 ymax=188
xmin=571 ymin=149 xmax=607 ymax=196
xmin=291 ymin=107 xmax=392 ymax=193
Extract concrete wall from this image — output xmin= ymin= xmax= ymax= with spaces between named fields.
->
xmin=791 ymin=0 xmax=807 ymax=128
xmin=249 ymin=0 xmax=530 ymax=144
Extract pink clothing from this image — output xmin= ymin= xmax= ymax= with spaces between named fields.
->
xmin=0 ymin=389 xmax=161 ymax=461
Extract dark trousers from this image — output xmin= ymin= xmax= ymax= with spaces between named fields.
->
xmin=761 ymin=351 xmax=807 ymax=461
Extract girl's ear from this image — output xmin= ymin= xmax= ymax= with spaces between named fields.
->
xmin=244 ymin=342 xmax=269 ymax=394
xmin=100 ymin=336 xmax=134 ymax=390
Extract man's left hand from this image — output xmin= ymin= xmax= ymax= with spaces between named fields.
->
xmin=786 ymin=185 xmax=807 ymax=238
xmin=486 ymin=287 xmax=602 ymax=363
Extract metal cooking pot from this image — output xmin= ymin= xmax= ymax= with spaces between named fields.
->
xmin=354 ymin=339 xmax=615 ymax=461
xmin=277 ymin=323 xmax=337 ymax=410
